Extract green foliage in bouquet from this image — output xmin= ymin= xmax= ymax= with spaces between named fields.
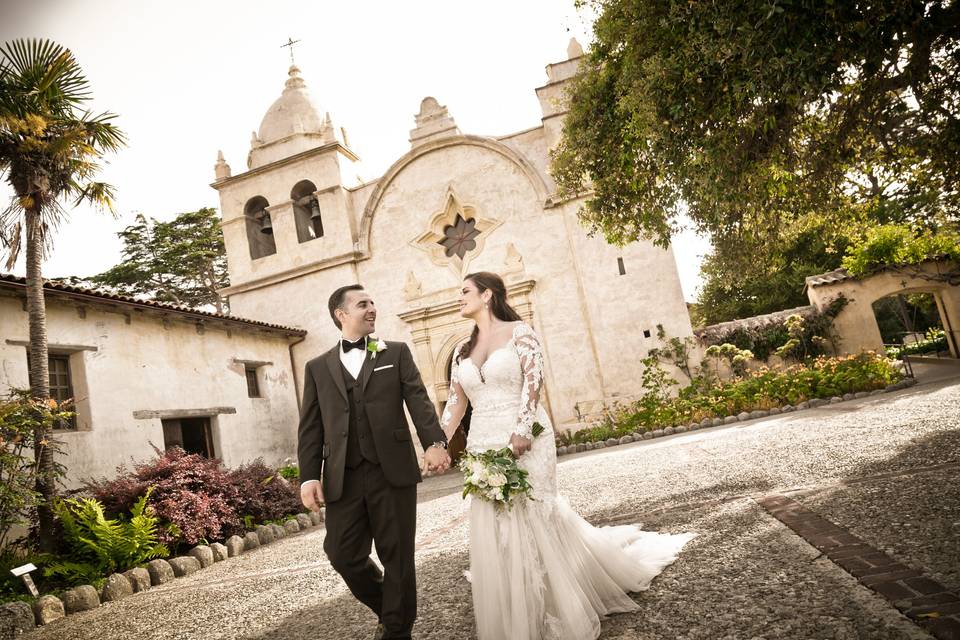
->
xmin=460 ymin=448 xmax=534 ymax=509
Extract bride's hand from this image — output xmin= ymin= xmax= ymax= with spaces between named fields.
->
xmin=509 ymin=433 xmax=533 ymax=457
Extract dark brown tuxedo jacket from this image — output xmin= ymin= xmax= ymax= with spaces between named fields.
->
xmin=297 ymin=339 xmax=446 ymax=503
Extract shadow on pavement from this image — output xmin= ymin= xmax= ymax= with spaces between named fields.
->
xmin=244 ymin=549 xmax=473 ymax=640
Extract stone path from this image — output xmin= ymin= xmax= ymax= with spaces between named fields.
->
xmin=24 ymin=376 xmax=960 ymax=640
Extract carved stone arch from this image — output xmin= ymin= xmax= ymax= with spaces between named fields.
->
xmin=243 ymin=196 xmax=276 ymax=259
xmin=290 ymin=179 xmax=323 ymax=242
xmin=358 ymin=135 xmax=551 ymax=258
xmin=434 ymin=329 xmax=472 ymax=397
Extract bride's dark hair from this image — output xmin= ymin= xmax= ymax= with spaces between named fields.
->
xmin=457 ymin=272 xmax=522 ymax=363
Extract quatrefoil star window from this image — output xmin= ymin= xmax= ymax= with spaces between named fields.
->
xmin=439 ymin=214 xmax=480 ymax=259
xmin=410 ymin=188 xmax=502 ymax=279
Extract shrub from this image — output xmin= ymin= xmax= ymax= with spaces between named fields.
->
xmin=0 ymin=390 xmax=70 ymax=553
xmin=228 ymin=459 xmax=302 ymax=525
xmin=842 ymin=224 xmax=960 ymax=277
xmin=277 ymin=464 xmax=299 ymax=481
xmin=886 ymin=328 xmax=948 ymax=359
xmin=44 ymin=488 xmax=168 ymax=587
xmin=559 ymin=352 xmax=902 ymax=445
xmin=702 ymin=296 xmax=847 ymax=361
xmin=85 ymin=447 xmax=243 ymax=548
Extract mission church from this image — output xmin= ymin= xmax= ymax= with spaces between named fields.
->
xmin=0 ymin=39 xmax=694 ymax=485
xmin=212 ymin=37 xmax=693 ymax=435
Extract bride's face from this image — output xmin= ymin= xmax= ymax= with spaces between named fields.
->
xmin=458 ymin=279 xmax=488 ymax=318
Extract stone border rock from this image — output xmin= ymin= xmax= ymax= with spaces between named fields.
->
xmin=555 ymin=378 xmax=918 ymax=457
xmin=0 ymin=510 xmax=324 ymax=634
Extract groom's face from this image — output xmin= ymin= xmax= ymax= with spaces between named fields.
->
xmin=338 ymin=290 xmax=377 ymax=338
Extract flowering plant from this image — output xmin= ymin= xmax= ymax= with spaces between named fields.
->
xmin=366 ymin=336 xmax=388 ymax=360
xmin=459 ymin=448 xmax=534 ymax=509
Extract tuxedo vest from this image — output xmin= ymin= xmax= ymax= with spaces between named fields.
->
xmin=341 ymin=361 xmax=379 ymax=468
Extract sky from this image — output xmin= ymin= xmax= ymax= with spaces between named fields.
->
xmin=1 ymin=0 xmax=710 ymax=301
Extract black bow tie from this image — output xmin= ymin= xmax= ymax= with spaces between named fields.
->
xmin=342 ymin=337 xmax=366 ymax=353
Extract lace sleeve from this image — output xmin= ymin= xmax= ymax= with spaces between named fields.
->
xmin=440 ymin=350 xmax=468 ymax=440
xmin=513 ymin=323 xmax=544 ymax=439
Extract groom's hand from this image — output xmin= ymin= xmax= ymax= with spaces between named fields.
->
xmin=300 ymin=480 xmax=325 ymax=512
xmin=423 ymin=445 xmax=451 ymax=474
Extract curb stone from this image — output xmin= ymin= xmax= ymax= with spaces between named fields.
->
xmin=146 ymin=559 xmax=175 ymax=585
xmin=62 ymin=585 xmax=99 ymax=613
xmin=123 ymin=567 xmax=151 ymax=592
xmin=255 ymin=525 xmax=276 ymax=545
xmin=243 ymin=532 xmax=261 ymax=551
xmin=33 ymin=594 xmax=64 ymax=626
xmin=1 ymin=601 xmax=34 ymax=634
xmin=226 ymin=535 xmax=245 ymax=557
xmin=101 ymin=573 xmax=133 ymax=602
xmin=209 ymin=542 xmax=229 ymax=562
xmin=168 ymin=556 xmax=201 ymax=578
xmin=296 ymin=513 xmax=313 ymax=530
xmin=189 ymin=545 xmax=215 ymax=568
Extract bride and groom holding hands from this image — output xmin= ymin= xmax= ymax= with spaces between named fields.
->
xmin=297 ymin=272 xmax=695 ymax=640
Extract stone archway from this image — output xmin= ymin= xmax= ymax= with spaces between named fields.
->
xmin=805 ymin=260 xmax=960 ymax=358
xmin=396 ymin=277 xmax=554 ymax=421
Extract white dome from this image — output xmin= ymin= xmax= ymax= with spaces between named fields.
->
xmin=257 ymin=65 xmax=324 ymax=143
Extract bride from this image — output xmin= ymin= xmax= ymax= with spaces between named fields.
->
xmin=440 ymin=271 xmax=695 ymax=640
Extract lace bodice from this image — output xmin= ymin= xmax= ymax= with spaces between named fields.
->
xmin=441 ymin=323 xmax=556 ymax=499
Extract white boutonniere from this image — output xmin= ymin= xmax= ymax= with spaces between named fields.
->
xmin=366 ymin=337 xmax=388 ymax=360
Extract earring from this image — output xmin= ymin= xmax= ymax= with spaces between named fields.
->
xmin=484 ymin=302 xmax=489 ymax=309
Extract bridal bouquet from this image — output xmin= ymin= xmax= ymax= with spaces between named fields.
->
xmin=459 ymin=422 xmax=545 ymax=509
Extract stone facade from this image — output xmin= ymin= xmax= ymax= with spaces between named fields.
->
xmin=0 ymin=275 xmax=305 ymax=487
xmin=212 ymin=40 xmax=695 ymax=431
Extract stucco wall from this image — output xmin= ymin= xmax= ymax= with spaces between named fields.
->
xmin=0 ymin=295 xmax=300 ymax=487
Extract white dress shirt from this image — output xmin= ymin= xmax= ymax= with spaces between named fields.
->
xmin=340 ymin=334 xmax=367 ymax=379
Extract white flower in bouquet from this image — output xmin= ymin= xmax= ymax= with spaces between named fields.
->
xmin=487 ymin=473 xmax=507 ymax=487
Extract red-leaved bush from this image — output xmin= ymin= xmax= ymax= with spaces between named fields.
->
xmin=85 ymin=447 xmax=244 ymax=547
xmin=228 ymin=459 xmax=303 ymax=524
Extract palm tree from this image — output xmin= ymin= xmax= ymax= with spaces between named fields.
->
xmin=0 ymin=39 xmax=125 ymax=550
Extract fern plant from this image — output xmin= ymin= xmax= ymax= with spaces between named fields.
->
xmin=45 ymin=487 xmax=169 ymax=585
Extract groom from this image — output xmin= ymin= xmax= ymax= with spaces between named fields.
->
xmin=298 ymin=284 xmax=451 ymax=640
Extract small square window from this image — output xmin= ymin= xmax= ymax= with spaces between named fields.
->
xmin=642 ymin=329 xmax=651 ymax=338
xmin=245 ymin=366 xmax=261 ymax=398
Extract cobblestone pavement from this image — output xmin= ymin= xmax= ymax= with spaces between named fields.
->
xmin=26 ymin=377 xmax=960 ymax=640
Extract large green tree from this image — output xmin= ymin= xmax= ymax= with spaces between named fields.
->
xmin=553 ymin=0 xmax=960 ymax=321
xmin=0 ymin=39 xmax=125 ymax=550
xmin=72 ymin=208 xmax=230 ymax=313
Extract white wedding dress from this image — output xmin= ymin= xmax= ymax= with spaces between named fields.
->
xmin=442 ymin=323 xmax=695 ymax=640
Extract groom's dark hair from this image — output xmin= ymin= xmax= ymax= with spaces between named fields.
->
xmin=328 ymin=284 xmax=365 ymax=330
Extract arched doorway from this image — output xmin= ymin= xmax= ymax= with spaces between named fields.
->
xmin=872 ymin=291 xmax=949 ymax=357
xmin=805 ymin=260 xmax=960 ymax=359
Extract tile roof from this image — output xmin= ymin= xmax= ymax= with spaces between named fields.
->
xmin=804 ymin=268 xmax=854 ymax=288
xmin=0 ymin=273 xmax=306 ymax=336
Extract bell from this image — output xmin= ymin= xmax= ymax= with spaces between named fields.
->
xmin=259 ymin=214 xmax=273 ymax=235
xmin=310 ymin=202 xmax=322 ymax=221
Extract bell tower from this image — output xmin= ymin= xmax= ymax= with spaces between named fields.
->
xmin=211 ymin=64 xmax=360 ymax=301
